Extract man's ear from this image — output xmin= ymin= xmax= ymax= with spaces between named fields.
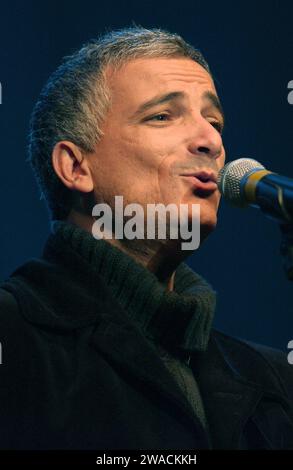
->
xmin=52 ymin=141 xmax=94 ymax=193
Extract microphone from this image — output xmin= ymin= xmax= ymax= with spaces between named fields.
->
xmin=217 ymin=158 xmax=293 ymax=224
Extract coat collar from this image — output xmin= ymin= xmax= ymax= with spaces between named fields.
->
xmin=8 ymin=228 xmax=216 ymax=354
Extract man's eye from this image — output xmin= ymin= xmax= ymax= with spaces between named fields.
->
xmin=210 ymin=121 xmax=224 ymax=134
xmin=147 ymin=113 xmax=170 ymax=122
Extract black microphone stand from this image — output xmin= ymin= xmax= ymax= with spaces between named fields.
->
xmin=280 ymin=223 xmax=293 ymax=281
xmin=265 ymin=179 xmax=293 ymax=281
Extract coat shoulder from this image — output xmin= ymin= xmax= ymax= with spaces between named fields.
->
xmin=243 ymin=337 xmax=293 ymax=398
xmin=212 ymin=329 xmax=293 ymax=400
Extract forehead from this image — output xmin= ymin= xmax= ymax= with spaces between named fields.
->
xmin=105 ymin=57 xmax=217 ymax=107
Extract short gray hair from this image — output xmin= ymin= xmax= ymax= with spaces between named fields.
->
xmin=28 ymin=26 xmax=211 ymax=220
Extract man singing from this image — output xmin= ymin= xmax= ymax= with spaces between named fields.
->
xmin=0 ymin=27 xmax=292 ymax=449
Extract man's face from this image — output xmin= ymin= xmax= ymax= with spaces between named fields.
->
xmin=87 ymin=57 xmax=226 ymax=240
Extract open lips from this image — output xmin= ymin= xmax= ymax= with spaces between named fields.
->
xmin=180 ymin=170 xmax=218 ymax=194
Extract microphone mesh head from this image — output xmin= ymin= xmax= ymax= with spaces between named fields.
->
xmin=217 ymin=158 xmax=265 ymax=206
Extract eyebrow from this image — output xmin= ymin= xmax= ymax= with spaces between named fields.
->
xmin=133 ymin=91 xmax=183 ymax=116
xmin=132 ymin=90 xmax=225 ymax=125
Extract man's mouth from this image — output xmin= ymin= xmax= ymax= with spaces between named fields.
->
xmin=180 ymin=170 xmax=218 ymax=195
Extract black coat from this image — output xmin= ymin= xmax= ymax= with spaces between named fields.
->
xmin=0 ymin=234 xmax=293 ymax=449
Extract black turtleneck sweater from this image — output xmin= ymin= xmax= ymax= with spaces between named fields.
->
xmin=50 ymin=220 xmax=217 ymax=432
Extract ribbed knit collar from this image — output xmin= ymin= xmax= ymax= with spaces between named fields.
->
xmin=51 ymin=220 xmax=216 ymax=355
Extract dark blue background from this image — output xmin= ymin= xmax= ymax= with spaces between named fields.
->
xmin=0 ymin=1 xmax=292 ymax=351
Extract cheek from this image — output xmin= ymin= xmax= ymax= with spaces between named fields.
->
xmin=92 ymin=124 xmax=184 ymax=204
xmin=90 ymin=145 xmax=167 ymax=206
xmin=118 ymin=131 xmax=179 ymax=200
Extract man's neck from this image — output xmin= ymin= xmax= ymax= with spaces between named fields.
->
xmin=65 ymin=209 xmax=189 ymax=292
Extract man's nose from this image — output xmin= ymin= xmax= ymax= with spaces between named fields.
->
xmin=187 ymin=117 xmax=223 ymax=160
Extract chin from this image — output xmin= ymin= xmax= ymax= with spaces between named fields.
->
xmin=182 ymin=206 xmax=217 ymax=248
xmin=187 ymin=195 xmax=218 ymax=222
